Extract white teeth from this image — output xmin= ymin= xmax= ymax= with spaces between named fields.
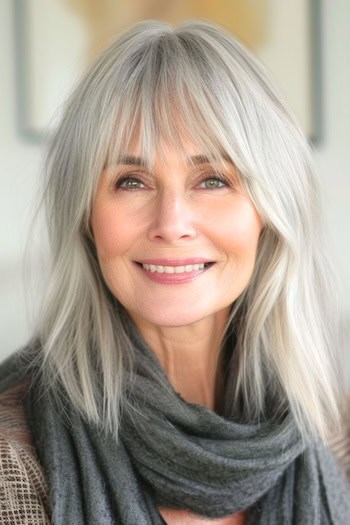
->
xmin=141 ymin=263 xmax=206 ymax=273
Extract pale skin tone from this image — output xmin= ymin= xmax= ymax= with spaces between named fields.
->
xmin=91 ymin=140 xmax=263 ymax=524
xmin=134 ymin=312 xmax=228 ymax=411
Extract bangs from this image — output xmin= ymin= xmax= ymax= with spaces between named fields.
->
xmin=103 ymin=28 xmax=251 ymax=177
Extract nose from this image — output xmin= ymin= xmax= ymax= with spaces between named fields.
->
xmin=147 ymin=190 xmax=197 ymax=243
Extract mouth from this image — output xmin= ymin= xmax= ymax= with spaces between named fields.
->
xmin=135 ymin=262 xmax=215 ymax=274
xmin=136 ymin=261 xmax=215 ymax=274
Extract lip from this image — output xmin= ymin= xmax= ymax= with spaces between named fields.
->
xmin=134 ymin=259 xmax=215 ymax=284
xmin=135 ymin=258 xmax=215 ymax=266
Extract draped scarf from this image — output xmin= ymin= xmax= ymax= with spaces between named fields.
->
xmin=1 ymin=327 xmax=350 ymax=524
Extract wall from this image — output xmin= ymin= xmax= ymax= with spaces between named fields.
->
xmin=313 ymin=0 xmax=350 ymax=380
xmin=0 ymin=1 xmax=349 ymax=380
xmin=0 ymin=0 xmax=42 ymax=355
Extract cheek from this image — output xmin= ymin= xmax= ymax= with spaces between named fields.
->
xmin=93 ymin=214 xmax=118 ymax=259
xmin=91 ymin=203 xmax=133 ymax=260
xmin=211 ymin=199 xmax=263 ymax=261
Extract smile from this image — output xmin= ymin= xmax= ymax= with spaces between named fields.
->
xmin=142 ymin=263 xmax=208 ymax=273
xmin=135 ymin=260 xmax=215 ymax=284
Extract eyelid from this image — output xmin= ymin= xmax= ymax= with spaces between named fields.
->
xmin=197 ymin=169 xmax=232 ymax=184
xmin=113 ymin=169 xmax=149 ymax=186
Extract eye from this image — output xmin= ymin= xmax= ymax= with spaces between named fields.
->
xmin=199 ymin=174 xmax=229 ymax=190
xmin=115 ymin=176 xmax=145 ymax=190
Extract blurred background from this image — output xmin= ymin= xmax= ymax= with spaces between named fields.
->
xmin=1 ymin=0 xmax=349 ymax=381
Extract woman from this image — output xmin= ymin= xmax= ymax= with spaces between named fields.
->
xmin=0 ymin=19 xmax=349 ymax=524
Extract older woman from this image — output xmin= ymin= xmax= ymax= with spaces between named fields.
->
xmin=0 ymin=19 xmax=349 ymax=525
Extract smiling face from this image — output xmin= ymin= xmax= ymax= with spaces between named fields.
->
xmin=91 ymin=141 xmax=263 ymax=329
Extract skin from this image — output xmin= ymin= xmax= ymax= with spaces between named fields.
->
xmin=91 ymin=140 xmax=263 ymax=524
xmin=91 ymin=139 xmax=263 ymax=409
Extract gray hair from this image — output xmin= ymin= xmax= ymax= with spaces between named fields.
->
xmin=37 ymin=19 xmax=343 ymax=441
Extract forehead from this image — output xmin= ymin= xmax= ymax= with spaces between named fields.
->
xmin=105 ymin=101 xmax=234 ymax=166
xmin=108 ymin=135 xmax=232 ymax=171
xmin=113 ymin=154 xmax=230 ymax=170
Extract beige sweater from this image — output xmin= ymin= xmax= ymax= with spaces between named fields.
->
xmin=0 ymin=382 xmax=49 ymax=524
xmin=0 ymin=380 xmax=349 ymax=525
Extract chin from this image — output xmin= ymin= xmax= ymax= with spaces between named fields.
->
xmin=131 ymin=305 xmax=211 ymax=329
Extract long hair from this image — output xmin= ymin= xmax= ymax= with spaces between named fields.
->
xmin=37 ymin=19 xmax=343 ymax=441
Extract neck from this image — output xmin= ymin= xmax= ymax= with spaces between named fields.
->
xmin=130 ymin=309 xmax=230 ymax=411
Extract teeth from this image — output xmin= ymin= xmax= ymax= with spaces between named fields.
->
xmin=142 ymin=263 xmax=206 ymax=273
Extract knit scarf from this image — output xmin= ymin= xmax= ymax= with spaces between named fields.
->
xmin=1 ymin=327 xmax=350 ymax=525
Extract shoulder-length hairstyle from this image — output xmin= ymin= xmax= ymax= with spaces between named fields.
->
xmin=37 ymin=19 xmax=343 ymax=441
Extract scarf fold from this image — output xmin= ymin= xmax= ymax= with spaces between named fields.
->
xmin=1 ymin=331 xmax=350 ymax=525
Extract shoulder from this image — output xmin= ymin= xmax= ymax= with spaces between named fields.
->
xmin=0 ymin=379 xmax=51 ymax=524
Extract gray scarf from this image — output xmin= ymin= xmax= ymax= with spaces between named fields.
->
xmin=1 ymin=327 xmax=350 ymax=524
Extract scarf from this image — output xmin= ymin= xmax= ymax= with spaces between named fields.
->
xmin=1 ymin=327 xmax=350 ymax=525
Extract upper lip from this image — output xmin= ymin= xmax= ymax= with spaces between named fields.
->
xmin=135 ymin=258 xmax=215 ymax=266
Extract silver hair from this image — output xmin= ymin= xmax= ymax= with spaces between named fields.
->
xmin=37 ymin=19 xmax=343 ymax=441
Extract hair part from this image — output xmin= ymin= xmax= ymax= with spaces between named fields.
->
xmin=37 ymin=19 xmax=343 ymax=442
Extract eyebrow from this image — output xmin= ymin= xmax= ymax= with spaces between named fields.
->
xmin=113 ymin=154 xmax=231 ymax=166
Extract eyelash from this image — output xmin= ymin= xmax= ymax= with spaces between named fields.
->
xmin=114 ymin=172 xmax=231 ymax=191
xmin=199 ymin=173 xmax=229 ymax=189
xmin=115 ymin=176 xmax=145 ymax=190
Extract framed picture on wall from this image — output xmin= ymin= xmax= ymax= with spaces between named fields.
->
xmin=13 ymin=0 xmax=322 ymax=143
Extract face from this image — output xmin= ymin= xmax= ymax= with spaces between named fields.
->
xmin=91 ymin=140 xmax=263 ymax=329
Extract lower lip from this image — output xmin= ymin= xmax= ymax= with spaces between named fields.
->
xmin=135 ymin=263 xmax=213 ymax=284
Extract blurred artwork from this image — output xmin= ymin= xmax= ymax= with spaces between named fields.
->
xmin=15 ymin=0 xmax=316 ymax=140
xmin=63 ymin=0 xmax=268 ymax=62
